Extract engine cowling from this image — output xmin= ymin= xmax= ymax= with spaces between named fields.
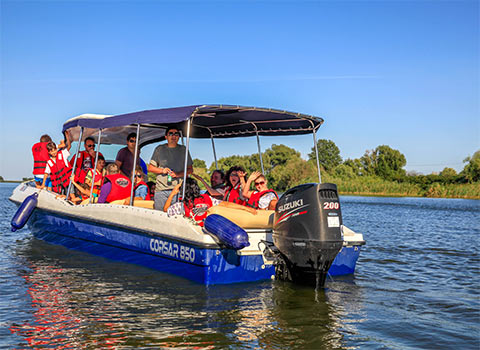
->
xmin=273 ymin=183 xmax=343 ymax=287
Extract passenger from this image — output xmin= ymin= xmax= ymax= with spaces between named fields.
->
xmin=192 ymin=169 xmax=226 ymax=200
xmin=163 ymin=178 xmax=226 ymax=226
xmin=148 ymin=126 xmax=193 ymax=210
xmin=32 ymin=134 xmax=53 ymax=189
xmin=133 ymin=165 xmax=151 ymax=200
xmin=115 ymin=133 xmax=141 ymax=178
xmin=223 ymin=166 xmax=247 ymax=205
xmin=242 ymin=171 xmax=279 ymax=210
xmin=97 ymin=163 xmax=132 ymax=204
xmin=69 ymin=176 xmax=94 ymax=204
xmin=41 ymin=132 xmax=72 ymax=194
xmin=146 ymin=181 xmax=156 ymax=198
xmin=70 ymin=137 xmax=104 ymax=184
xmin=84 ymin=155 xmax=106 ymax=198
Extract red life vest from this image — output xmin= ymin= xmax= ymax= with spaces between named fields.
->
xmin=105 ymin=174 xmax=132 ymax=203
xmin=247 ymin=189 xmax=279 ymax=209
xmin=134 ymin=181 xmax=151 ymax=200
xmin=223 ymin=184 xmax=245 ymax=205
xmin=183 ymin=194 xmax=213 ymax=227
xmin=32 ymin=142 xmax=50 ymax=175
xmin=70 ymin=150 xmax=104 ymax=183
xmin=47 ymin=151 xmax=72 ymax=194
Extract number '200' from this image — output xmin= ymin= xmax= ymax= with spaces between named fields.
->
xmin=323 ymin=202 xmax=339 ymax=210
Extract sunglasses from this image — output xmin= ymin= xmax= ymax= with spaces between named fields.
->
xmin=128 ymin=139 xmax=136 ymax=143
xmin=86 ymin=144 xmax=95 ymax=148
xmin=167 ymin=132 xmax=180 ymax=137
xmin=255 ymin=181 xmax=265 ymax=186
xmin=135 ymin=174 xmax=142 ymax=178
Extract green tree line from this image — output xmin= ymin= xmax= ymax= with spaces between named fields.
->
xmin=192 ymin=140 xmax=480 ymax=199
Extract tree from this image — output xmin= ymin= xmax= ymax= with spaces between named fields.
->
xmin=308 ymin=139 xmax=342 ymax=172
xmin=360 ymin=145 xmax=406 ymax=180
xmin=193 ymin=158 xmax=207 ymax=169
xmin=461 ymin=150 xmax=480 ymax=182
xmin=0 ymin=176 xmax=4 ymax=182
xmin=374 ymin=145 xmax=406 ymax=180
xmin=264 ymin=144 xmax=300 ymax=171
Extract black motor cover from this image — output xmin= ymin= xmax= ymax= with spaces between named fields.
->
xmin=273 ymin=183 xmax=344 ymax=286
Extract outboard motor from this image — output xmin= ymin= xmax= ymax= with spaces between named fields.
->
xmin=273 ymin=183 xmax=343 ymax=288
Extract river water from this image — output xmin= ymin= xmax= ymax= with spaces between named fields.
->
xmin=1 ymin=182 xmax=479 ymax=349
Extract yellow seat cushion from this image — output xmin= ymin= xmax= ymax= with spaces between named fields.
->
xmin=207 ymin=205 xmax=275 ymax=229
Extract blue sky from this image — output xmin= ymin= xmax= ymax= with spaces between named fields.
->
xmin=1 ymin=0 xmax=478 ymax=180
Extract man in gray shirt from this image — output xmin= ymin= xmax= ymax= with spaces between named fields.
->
xmin=148 ymin=126 xmax=193 ymax=210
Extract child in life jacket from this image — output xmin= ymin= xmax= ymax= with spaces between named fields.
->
xmin=40 ymin=132 xmax=72 ymax=194
xmin=163 ymin=178 xmax=216 ymax=226
xmin=32 ymin=134 xmax=53 ymax=189
xmin=133 ymin=165 xmax=151 ymax=200
xmin=84 ymin=155 xmax=106 ymax=198
xmin=241 ymin=171 xmax=278 ymax=210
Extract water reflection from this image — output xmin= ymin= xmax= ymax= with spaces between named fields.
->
xmin=10 ymin=237 xmax=366 ymax=349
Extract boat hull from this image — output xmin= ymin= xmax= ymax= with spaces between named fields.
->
xmin=27 ymin=208 xmax=275 ymax=285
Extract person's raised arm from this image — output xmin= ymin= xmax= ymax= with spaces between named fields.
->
xmin=192 ymin=173 xmax=221 ymax=196
xmin=163 ymin=183 xmax=182 ymax=212
xmin=242 ymin=171 xmax=261 ymax=199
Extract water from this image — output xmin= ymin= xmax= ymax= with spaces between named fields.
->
xmin=1 ymin=182 xmax=479 ymax=349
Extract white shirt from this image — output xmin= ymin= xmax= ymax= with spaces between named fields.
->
xmin=44 ymin=149 xmax=70 ymax=175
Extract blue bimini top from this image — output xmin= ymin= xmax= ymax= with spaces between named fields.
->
xmin=62 ymin=104 xmax=324 ymax=146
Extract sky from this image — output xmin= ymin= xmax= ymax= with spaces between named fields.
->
xmin=0 ymin=0 xmax=478 ymax=180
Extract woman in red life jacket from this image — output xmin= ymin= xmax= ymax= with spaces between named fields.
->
xmin=84 ymin=155 xmax=106 ymax=198
xmin=223 ymin=166 xmax=247 ymax=205
xmin=163 ymin=178 xmax=214 ymax=226
xmin=41 ymin=132 xmax=72 ymax=194
xmin=97 ymin=163 xmax=132 ymax=204
xmin=70 ymin=137 xmax=104 ymax=184
xmin=133 ymin=165 xmax=151 ymax=200
xmin=32 ymin=134 xmax=52 ymax=188
xmin=241 ymin=171 xmax=279 ymax=210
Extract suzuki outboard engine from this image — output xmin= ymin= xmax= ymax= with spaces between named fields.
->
xmin=273 ymin=183 xmax=343 ymax=288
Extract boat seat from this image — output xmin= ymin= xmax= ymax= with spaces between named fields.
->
xmin=108 ymin=199 xmax=155 ymax=209
xmin=207 ymin=205 xmax=275 ymax=229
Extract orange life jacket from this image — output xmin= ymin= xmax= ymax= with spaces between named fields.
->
xmin=32 ymin=142 xmax=50 ymax=175
xmin=47 ymin=151 xmax=72 ymax=194
xmin=183 ymin=194 xmax=213 ymax=227
xmin=247 ymin=189 xmax=279 ymax=209
xmin=105 ymin=174 xmax=131 ymax=203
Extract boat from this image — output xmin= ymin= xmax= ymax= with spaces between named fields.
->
xmin=9 ymin=105 xmax=365 ymax=287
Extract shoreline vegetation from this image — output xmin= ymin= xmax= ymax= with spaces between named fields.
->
xmin=3 ymin=141 xmax=479 ymax=199
xmin=191 ymin=140 xmax=480 ymax=200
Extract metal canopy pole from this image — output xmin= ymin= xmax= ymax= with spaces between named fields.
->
xmin=89 ymin=129 xmax=102 ymax=204
xmin=210 ymin=131 xmax=218 ymax=169
xmin=254 ymin=125 xmax=265 ymax=174
xmin=66 ymin=127 xmax=84 ymax=200
xmin=181 ymin=119 xmax=192 ymax=212
xmin=129 ymin=124 xmax=141 ymax=206
xmin=312 ymin=126 xmax=322 ymax=183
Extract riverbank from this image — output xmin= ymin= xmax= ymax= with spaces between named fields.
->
xmin=329 ymin=176 xmax=480 ymax=200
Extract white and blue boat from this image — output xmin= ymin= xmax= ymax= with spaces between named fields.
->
xmin=10 ymin=105 xmax=365 ymax=286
